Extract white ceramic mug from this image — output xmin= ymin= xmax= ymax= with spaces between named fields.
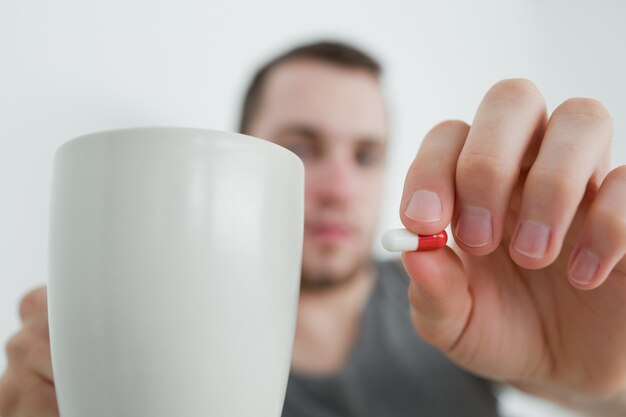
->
xmin=47 ymin=127 xmax=304 ymax=417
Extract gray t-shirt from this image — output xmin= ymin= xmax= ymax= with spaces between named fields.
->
xmin=281 ymin=259 xmax=500 ymax=417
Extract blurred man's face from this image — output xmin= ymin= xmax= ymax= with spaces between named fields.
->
xmin=248 ymin=59 xmax=388 ymax=288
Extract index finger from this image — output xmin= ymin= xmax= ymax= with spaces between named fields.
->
xmin=400 ymin=120 xmax=469 ymax=235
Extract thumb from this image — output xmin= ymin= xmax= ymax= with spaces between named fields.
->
xmin=402 ymin=247 xmax=473 ymax=354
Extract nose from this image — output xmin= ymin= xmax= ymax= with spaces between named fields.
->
xmin=308 ymin=153 xmax=357 ymax=208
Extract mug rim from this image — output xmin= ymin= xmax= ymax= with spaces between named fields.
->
xmin=55 ymin=126 xmax=303 ymax=170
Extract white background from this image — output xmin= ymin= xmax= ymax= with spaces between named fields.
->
xmin=1 ymin=0 xmax=624 ymax=415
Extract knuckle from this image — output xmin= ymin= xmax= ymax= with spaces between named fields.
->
xmin=457 ymin=152 xmax=512 ymax=186
xmin=552 ymin=97 xmax=613 ymax=128
xmin=527 ymin=167 xmax=581 ymax=201
xmin=418 ymin=120 xmax=469 ymax=162
xmin=593 ymin=206 xmax=626 ymax=243
xmin=19 ymin=287 xmax=47 ymax=322
xmin=487 ymin=78 xmax=544 ymax=107
xmin=5 ymin=332 xmax=29 ymax=362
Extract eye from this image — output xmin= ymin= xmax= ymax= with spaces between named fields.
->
xmin=286 ymin=142 xmax=315 ymax=160
xmin=355 ymin=148 xmax=381 ymax=167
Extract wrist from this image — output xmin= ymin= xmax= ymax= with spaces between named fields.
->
xmin=511 ymin=381 xmax=626 ymax=416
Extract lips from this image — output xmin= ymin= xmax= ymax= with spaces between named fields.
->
xmin=305 ymin=222 xmax=352 ymax=244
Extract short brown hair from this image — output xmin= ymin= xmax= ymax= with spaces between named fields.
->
xmin=238 ymin=40 xmax=383 ymax=134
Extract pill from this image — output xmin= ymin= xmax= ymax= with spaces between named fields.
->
xmin=381 ymin=228 xmax=448 ymax=252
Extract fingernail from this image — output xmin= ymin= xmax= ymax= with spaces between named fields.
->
xmin=513 ymin=220 xmax=550 ymax=259
xmin=455 ymin=206 xmax=493 ymax=247
xmin=570 ymin=249 xmax=600 ymax=285
xmin=405 ymin=189 xmax=442 ymax=222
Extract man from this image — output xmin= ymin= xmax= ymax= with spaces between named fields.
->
xmin=1 ymin=40 xmax=625 ymax=416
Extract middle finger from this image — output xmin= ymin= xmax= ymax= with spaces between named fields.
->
xmin=453 ymin=79 xmax=547 ymax=255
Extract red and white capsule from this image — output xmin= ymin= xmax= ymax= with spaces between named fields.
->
xmin=381 ymin=228 xmax=448 ymax=252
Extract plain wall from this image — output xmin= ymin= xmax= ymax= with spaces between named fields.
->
xmin=1 ymin=0 xmax=624 ymax=415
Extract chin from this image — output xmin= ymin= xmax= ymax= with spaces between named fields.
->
xmin=299 ymin=244 xmax=368 ymax=288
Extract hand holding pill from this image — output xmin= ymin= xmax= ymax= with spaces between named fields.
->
xmin=394 ymin=80 xmax=626 ymax=404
